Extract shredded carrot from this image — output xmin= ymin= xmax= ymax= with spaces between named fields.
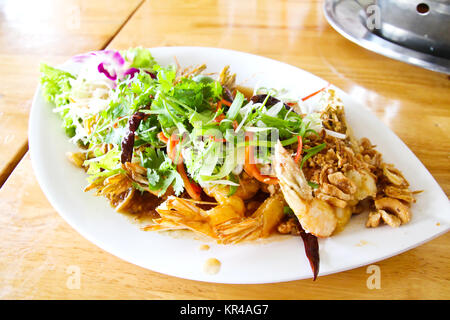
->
xmin=212 ymin=114 xmax=226 ymax=123
xmin=209 ymin=136 xmax=226 ymax=143
xmin=301 ymin=83 xmax=330 ymax=101
xmin=177 ymin=162 xmax=202 ymax=200
xmin=243 ymin=134 xmax=279 ymax=185
xmin=167 ymin=134 xmax=202 ymax=200
xmin=157 ymin=132 xmax=169 ymax=143
xmin=167 ymin=134 xmax=179 ymax=161
xmin=216 ymin=100 xmax=222 ymax=111
xmin=294 ymin=136 xmax=303 ymax=163
xmin=220 ymin=99 xmax=232 ymax=107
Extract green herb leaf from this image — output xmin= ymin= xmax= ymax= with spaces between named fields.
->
xmin=226 ymin=91 xmax=244 ymax=121
xmin=300 ymin=143 xmax=326 ymax=169
xmin=307 ymin=181 xmax=320 ymax=189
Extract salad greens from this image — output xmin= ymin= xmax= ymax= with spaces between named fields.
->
xmin=39 ymin=48 xmax=326 ymax=197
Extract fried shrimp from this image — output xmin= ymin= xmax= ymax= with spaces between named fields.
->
xmin=274 ymin=141 xmax=338 ymax=237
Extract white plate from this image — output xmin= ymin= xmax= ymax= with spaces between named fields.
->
xmin=29 ymin=47 xmax=450 ymax=284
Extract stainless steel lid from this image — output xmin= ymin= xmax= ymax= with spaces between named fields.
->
xmin=324 ymin=0 xmax=450 ymax=74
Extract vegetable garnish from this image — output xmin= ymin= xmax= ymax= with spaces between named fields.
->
xmin=41 ymin=48 xmax=413 ymax=283
xmin=220 ymin=99 xmax=232 ymax=107
xmin=157 ymin=132 xmax=169 ymax=143
xmin=40 ymin=47 xmax=332 ymax=204
xmin=177 ymin=161 xmax=202 ymax=200
xmin=294 ymin=135 xmax=303 ymax=163
xmin=301 ymin=83 xmax=330 ymax=101
xmin=167 ymin=134 xmax=202 ymax=200
xmin=300 ymin=143 xmax=326 ymax=169
xmin=244 ymin=133 xmax=279 ymax=185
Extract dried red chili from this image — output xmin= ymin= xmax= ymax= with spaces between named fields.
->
xmin=298 ymin=225 xmax=320 ymax=281
xmin=250 ymin=94 xmax=289 ymax=108
xmin=120 ymin=111 xmax=146 ymax=164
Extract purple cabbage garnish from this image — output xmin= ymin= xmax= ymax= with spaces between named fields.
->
xmin=122 ymin=67 xmax=140 ymax=79
xmin=145 ymin=70 xmax=157 ymax=79
xmin=72 ymin=49 xmax=145 ymax=84
xmin=98 ymin=62 xmax=117 ymax=81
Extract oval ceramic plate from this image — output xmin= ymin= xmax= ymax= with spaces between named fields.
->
xmin=29 ymin=47 xmax=450 ymax=284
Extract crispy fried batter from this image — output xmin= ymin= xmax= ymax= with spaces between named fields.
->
xmin=320 ymin=90 xmax=347 ymax=134
xmin=177 ymin=63 xmax=207 ymax=82
xmin=321 ymin=106 xmax=347 ymax=133
xmin=299 ymin=100 xmax=415 ymax=230
xmin=219 ymin=65 xmax=236 ymax=90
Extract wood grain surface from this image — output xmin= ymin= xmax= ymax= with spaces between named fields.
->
xmin=0 ymin=0 xmax=448 ymax=299
xmin=0 ymin=0 xmax=143 ymax=186
xmin=1 ymin=155 xmax=449 ymax=299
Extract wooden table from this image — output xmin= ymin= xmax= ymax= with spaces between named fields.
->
xmin=0 ymin=0 xmax=143 ymax=186
xmin=0 ymin=0 xmax=449 ymax=299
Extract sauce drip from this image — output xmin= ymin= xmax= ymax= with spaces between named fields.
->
xmin=203 ymin=258 xmax=221 ymax=275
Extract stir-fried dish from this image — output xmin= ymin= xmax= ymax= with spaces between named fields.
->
xmin=39 ymin=48 xmax=417 ymax=279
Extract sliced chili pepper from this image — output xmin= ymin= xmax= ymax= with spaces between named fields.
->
xmin=294 ymin=136 xmax=303 ymax=163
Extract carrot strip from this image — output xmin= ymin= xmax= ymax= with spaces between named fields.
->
xmin=212 ymin=114 xmax=225 ymax=123
xmin=216 ymin=100 xmax=223 ymax=111
xmin=166 ymin=134 xmax=179 ymax=161
xmin=177 ymin=162 xmax=202 ymax=200
xmin=220 ymin=99 xmax=232 ymax=107
xmin=157 ymin=132 xmax=169 ymax=143
xmin=209 ymin=136 xmax=226 ymax=143
xmin=301 ymin=83 xmax=330 ymax=101
xmin=244 ymin=134 xmax=279 ymax=185
xmin=167 ymin=135 xmax=202 ymax=200
xmin=294 ymin=136 xmax=303 ymax=163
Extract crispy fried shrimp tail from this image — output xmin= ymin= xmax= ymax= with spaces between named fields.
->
xmin=215 ymin=217 xmax=263 ymax=244
xmin=149 ymin=196 xmax=215 ymax=238
xmin=147 ymin=194 xmax=281 ymax=244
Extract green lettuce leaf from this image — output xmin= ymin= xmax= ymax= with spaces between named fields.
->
xmin=39 ymin=63 xmax=75 ymax=107
xmin=83 ymin=147 xmax=122 ymax=182
xmin=123 ymin=47 xmax=157 ymax=70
